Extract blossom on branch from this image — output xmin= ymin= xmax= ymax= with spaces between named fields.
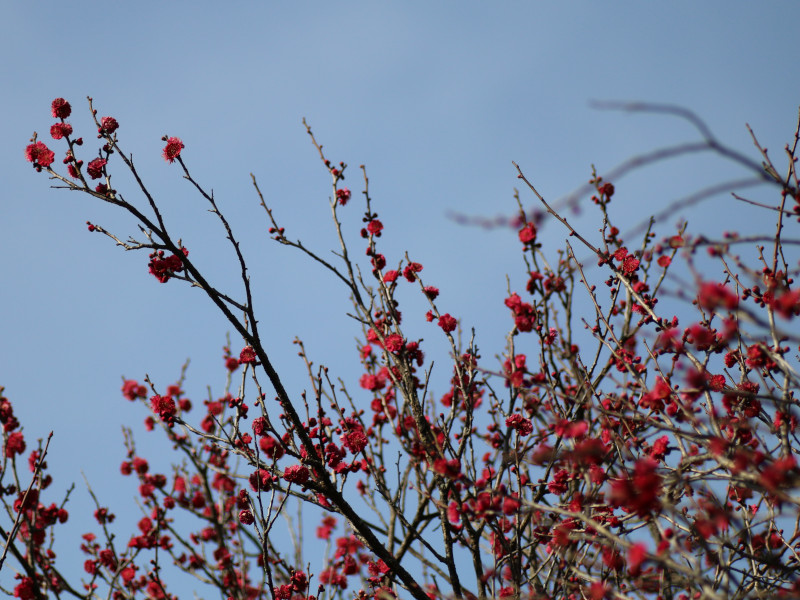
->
xmin=608 ymin=458 xmax=662 ymax=517
xmin=86 ymin=157 xmax=107 ymax=179
xmin=147 ymin=248 xmax=187 ymax=283
xmin=50 ymin=122 xmax=72 ymax=140
xmin=438 ymin=313 xmax=457 ymax=333
xmin=24 ymin=142 xmax=55 ymax=167
xmin=99 ymin=116 xmax=119 ymax=134
xmin=336 ymin=187 xmax=351 ymax=205
xmin=239 ymin=346 xmax=257 ymax=364
xmin=5 ymin=431 xmax=25 ymax=458
xmin=383 ymin=333 xmax=405 ymax=353
xmin=518 ymin=222 xmax=537 ymax=245
xmin=284 ymin=465 xmax=310 ymax=484
xmin=162 ymin=136 xmax=184 ymax=163
xmin=51 ymin=98 xmax=71 ymax=119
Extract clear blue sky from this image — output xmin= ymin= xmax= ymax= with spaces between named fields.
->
xmin=2 ymin=1 xmax=798 ymax=593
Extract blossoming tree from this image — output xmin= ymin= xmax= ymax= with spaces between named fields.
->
xmin=7 ymin=97 xmax=800 ymax=600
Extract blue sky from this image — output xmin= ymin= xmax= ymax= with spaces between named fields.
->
xmin=2 ymin=1 xmax=798 ymax=593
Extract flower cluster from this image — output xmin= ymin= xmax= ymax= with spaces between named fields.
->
xmin=147 ymin=248 xmax=188 ymax=283
xmin=24 ymin=141 xmax=55 ymax=168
